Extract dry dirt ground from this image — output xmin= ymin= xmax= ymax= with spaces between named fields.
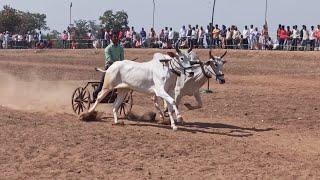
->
xmin=0 ymin=49 xmax=319 ymax=179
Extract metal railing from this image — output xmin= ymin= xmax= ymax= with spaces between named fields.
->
xmin=1 ymin=38 xmax=320 ymax=51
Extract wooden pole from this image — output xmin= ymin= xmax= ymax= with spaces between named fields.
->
xmin=204 ymin=0 xmax=216 ymax=94
xmin=152 ymin=0 xmax=155 ymax=29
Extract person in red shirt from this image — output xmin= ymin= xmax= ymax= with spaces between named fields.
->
xmin=278 ymin=26 xmax=287 ymax=50
xmin=284 ymin=26 xmax=292 ymax=50
xmin=316 ymin=25 xmax=320 ymax=51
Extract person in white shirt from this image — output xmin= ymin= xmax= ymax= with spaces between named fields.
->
xmin=242 ymin=25 xmax=249 ymax=49
xmin=3 ymin=31 xmax=10 ymax=49
xmin=168 ymin=27 xmax=174 ymax=45
xmin=194 ymin=24 xmax=199 ymax=47
xmin=191 ymin=27 xmax=197 ymax=46
xmin=309 ymin=26 xmax=316 ymax=51
xmin=164 ymin=27 xmax=169 ymax=43
xmin=179 ymin=25 xmax=187 ymax=40
xmin=232 ymin=26 xmax=241 ymax=49
xmin=249 ymin=25 xmax=255 ymax=49
xmin=291 ymin=25 xmax=300 ymax=51
xmin=198 ymin=26 xmax=205 ymax=48
xmin=0 ymin=32 xmax=4 ymax=49
xmin=225 ymin=27 xmax=232 ymax=49
xmin=301 ymin=25 xmax=309 ymax=50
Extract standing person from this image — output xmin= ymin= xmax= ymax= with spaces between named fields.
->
xmin=38 ymin=31 xmax=42 ymax=41
xmin=249 ymin=25 xmax=255 ymax=49
xmin=67 ymin=27 xmax=72 ymax=49
xmin=3 ymin=31 xmax=9 ymax=49
xmin=186 ymin=24 xmax=192 ymax=48
xmin=225 ymin=27 xmax=232 ymax=49
xmin=212 ymin=24 xmax=220 ymax=48
xmin=0 ymin=32 xmax=4 ymax=49
xmin=191 ymin=27 xmax=197 ymax=47
xmin=261 ymin=24 xmax=269 ymax=50
xmin=279 ymin=26 xmax=287 ymax=50
xmin=291 ymin=25 xmax=300 ymax=51
xmin=148 ymin=28 xmax=157 ymax=47
xmin=205 ymin=25 xmax=211 ymax=48
xmin=194 ymin=24 xmax=199 ymax=48
xmin=284 ymin=26 xmax=292 ymax=50
xmin=220 ymin=25 xmax=227 ymax=49
xmin=276 ymin=24 xmax=282 ymax=42
xmin=315 ymin=25 xmax=320 ymax=51
xmin=92 ymin=32 xmax=125 ymax=101
xmin=164 ymin=27 xmax=169 ymax=43
xmin=309 ymin=26 xmax=316 ymax=51
xmin=159 ymin=29 xmax=165 ymax=43
xmin=301 ymin=25 xmax=309 ymax=51
xmin=198 ymin=26 xmax=205 ymax=48
xmin=232 ymin=26 xmax=241 ymax=49
xmin=168 ymin=27 xmax=174 ymax=45
xmin=242 ymin=25 xmax=249 ymax=49
xmin=179 ymin=25 xmax=187 ymax=41
xmin=140 ymin=27 xmax=147 ymax=46
xmin=61 ymin=30 xmax=68 ymax=49
xmin=104 ymin=29 xmax=110 ymax=47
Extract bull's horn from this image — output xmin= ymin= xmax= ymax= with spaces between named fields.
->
xmin=187 ymin=40 xmax=193 ymax=53
xmin=220 ymin=51 xmax=227 ymax=58
xmin=175 ymin=39 xmax=181 ymax=54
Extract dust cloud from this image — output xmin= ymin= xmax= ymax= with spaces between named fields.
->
xmin=0 ymin=71 xmax=79 ymax=113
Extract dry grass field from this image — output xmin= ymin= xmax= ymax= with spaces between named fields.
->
xmin=0 ymin=49 xmax=319 ymax=179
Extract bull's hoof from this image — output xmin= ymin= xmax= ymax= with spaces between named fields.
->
xmin=172 ymin=126 xmax=178 ymax=131
xmin=158 ymin=120 xmax=171 ymax=125
xmin=176 ymin=115 xmax=183 ymax=122
xmin=112 ymin=121 xmax=125 ymax=126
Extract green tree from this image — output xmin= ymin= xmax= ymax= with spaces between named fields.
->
xmin=73 ymin=19 xmax=101 ymax=39
xmin=18 ymin=12 xmax=49 ymax=33
xmin=0 ymin=5 xmax=48 ymax=33
xmin=0 ymin=5 xmax=21 ymax=32
xmin=99 ymin=10 xmax=128 ymax=31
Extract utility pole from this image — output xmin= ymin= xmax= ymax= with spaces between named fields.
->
xmin=265 ymin=0 xmax=268 ymax=22
xmin=203 ymin=0 xmax=216 ymax=94
xmin=152 ymin=0 xmax=155 ymax=29
xmin=69 ymin=2 xmax=73 ymax=26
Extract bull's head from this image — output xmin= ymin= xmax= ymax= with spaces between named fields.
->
xmin=205 ymin=50 xmax=227 ymax=84
xmin=167 ymin=40 xmax=195 ymax=77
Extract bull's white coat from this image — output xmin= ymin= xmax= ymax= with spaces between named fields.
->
xmin=88 ymin=52 xmax=193 ymax=131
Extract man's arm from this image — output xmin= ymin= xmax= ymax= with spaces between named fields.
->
xmin=104 ymin=46 xmax=113 ymax=63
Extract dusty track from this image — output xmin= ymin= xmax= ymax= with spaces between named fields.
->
xmin=0 ymin=49 xmax=319 ymax=179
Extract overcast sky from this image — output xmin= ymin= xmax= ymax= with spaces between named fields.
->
xmin=1 ymin=0 xmax=319 ymax=37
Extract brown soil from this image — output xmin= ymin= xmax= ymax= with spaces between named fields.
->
xmin=0 ymin=49 xmax=319 ymax=179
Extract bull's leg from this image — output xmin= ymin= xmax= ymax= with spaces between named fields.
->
xmin=88 ymin=88 xmax=109 ymax=113
xmin=194 ymin=91 xmax=203 ymax=108
xmin=155 ymin=89 xmax=181 ymax=130
xmin=152 ymin=95 xmax=165 ymax=121
xmin=166 ymin=102 xmax=177 ymax=131
xmin=112 ymin=89 xmax=128 ymax=124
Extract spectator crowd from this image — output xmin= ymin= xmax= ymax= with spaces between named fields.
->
xmin=1 ymin=23 xmax=320 ymax=51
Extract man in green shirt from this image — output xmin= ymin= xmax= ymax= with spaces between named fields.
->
xmin=93 ymin=31 xmax=125 ymax=101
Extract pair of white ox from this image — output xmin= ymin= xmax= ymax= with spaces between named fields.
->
xmin=87 ymin=45 xmax=226 ymax=131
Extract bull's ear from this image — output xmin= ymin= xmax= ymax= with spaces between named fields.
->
xmin=167 ymin=52 xmax=175 ymax=58
xmin=205 ymin=61 xmax=211 ymax=66
xmin=223 ymin=60 xmax=227 ymax=64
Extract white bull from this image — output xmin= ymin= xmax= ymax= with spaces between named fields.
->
xmin=155 ymin=50 xmax=227 ymax=118
xmin=174 ymin=50 xmax=227 ymax=109
xmin=87 ymin=47 xmax=194 ymax=131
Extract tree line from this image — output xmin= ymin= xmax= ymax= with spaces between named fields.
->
xmin=0 ymin=5 xmax=129 ymax=39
